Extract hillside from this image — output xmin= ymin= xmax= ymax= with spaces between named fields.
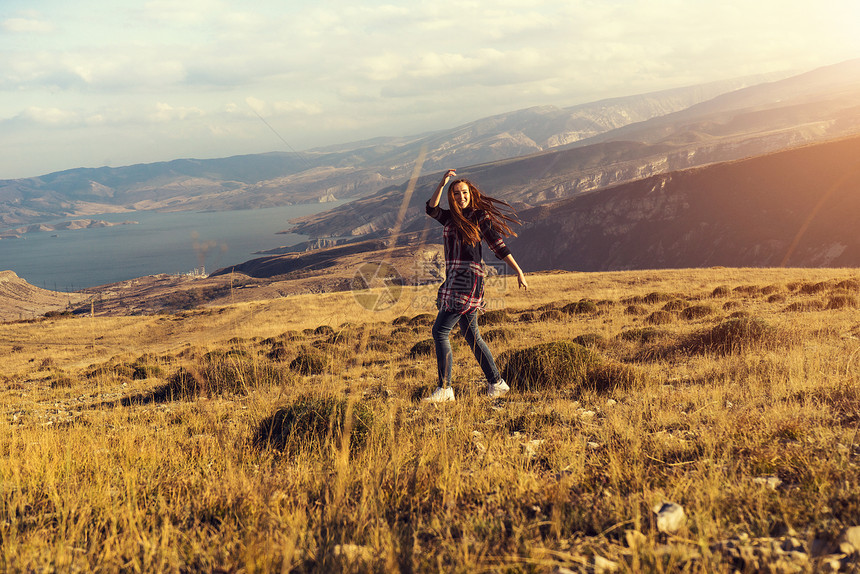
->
xmin=1 ymin=268 xmax=859 ymax=571
xmin=0 ymin=271 xmax=87 ymax=321
xmin=508 ymin=134 xmax=860 ymax=271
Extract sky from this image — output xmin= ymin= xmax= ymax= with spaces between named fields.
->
xmin=2 ymin=0 xmax=859 ymax=180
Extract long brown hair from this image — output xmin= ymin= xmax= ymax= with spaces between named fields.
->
xmin=447 ymin=179 xmax=520 ymax=246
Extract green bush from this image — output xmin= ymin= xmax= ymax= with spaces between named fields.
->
xmin=252 ymin=395 xmax=374 ymax=454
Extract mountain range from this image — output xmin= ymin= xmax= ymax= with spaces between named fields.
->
xmin=0 ymin=72 xmax=786 ymax=229
xmin=3 ymin=59 xmax=860 ymax=291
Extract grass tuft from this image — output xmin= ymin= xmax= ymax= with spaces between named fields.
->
xmin=251 ymin=395 xmax=374 ymax=454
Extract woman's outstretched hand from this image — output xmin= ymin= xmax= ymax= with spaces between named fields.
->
xmin=517 ymin=271 xmax=529 ymax=290
xmin=442 ymin=169 xmax=456 ymax=184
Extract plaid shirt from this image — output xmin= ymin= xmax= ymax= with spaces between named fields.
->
xmin=426 ymin=201 xmax=512 ymax=314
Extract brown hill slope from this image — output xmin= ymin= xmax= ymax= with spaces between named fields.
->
xmin=0 ymin=271 xmax=88 ymax=321
xmin=508 ymin=134 xmax=860 ymax=270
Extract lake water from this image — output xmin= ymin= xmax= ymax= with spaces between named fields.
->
xmin=0 ymin=202 xmax=344 ymax=291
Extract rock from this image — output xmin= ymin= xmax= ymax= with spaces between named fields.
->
xmin=653 ymin=502 xmax=686 ymax=535
xmin=753 ymin=475 xmax=783 ymax=490
xmin=605 ymin=399 xmax=617 ymax=407
xmin=587 ymin=441 xmax=603 ymax=450
xmin=522 ymin=439 xmax=545 ymax=460
xmin=593 ymin=554 xmax=619 ymax=573
xmin=840 ymin=526 xmax=860 ymax=554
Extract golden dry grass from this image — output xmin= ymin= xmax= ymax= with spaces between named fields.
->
xmin=1 ymin=267 xmax=859 ymax=572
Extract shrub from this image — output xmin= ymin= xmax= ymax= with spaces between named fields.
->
xmin=392 ymin=316 xmax=410 ymax=326
xmin=619 ymin=328 xmax=666 ymax=343
xmin=325 ymin=329 xmax=357 ymax=346
xmin=733 ymin=285 xmax=760 ymax=296
xmin=562 ymin=300 xmax=599 ymax=315
xmin=767 ymin=294 xmax=786 ymax=304
xmin=835 ymin=279 xmax=860 ymax=292
xmin=826 ymin=295 xmax=858 ymax=310
xmin=86 ymin=362 xmax=135 ymax=380
xmin=643 ymin=292 xmax=672 ymax=304
xmin=365 ymin=340 xmax=392 ymax=352
xmin=267 ymin=343 xmax=291 ymax=361
xmin=313 ymin=325 xmax=335 ymax=336
xmin=624 ymin=305 xmax=648 ymax=316
xmin=539 ymin=309 xmax=565 ymax=322
xmin=290 ymin=352 xmax=327 ymax=375
xmin=499 ymin=341 xmax=641 ymax=395
xmin=483 ymin=328 xmax=511 ymax=343
xmin=798 ymin=281 xmax=832 ymax=295
xmin=480 ymin=309 xmax=510 ymax=326
xmin=409 ymin=339 xmax=435 ymax=357
xmin=784 ymin=301 xmax=824 ymax=313
xmin=252 ymin=395 xmax=374 ymax=454
xmin=572 ymin=333 xmax=606 ymax=348
xmin=711 ymin=286 xmax=730 ymax=297
xmin=680 ymin=305 xmax=714 ymax=320
xmin=682 ymin=317 xmax=787 ymax=355
xmin=50 ymin=373 xmax=75 ymax=388
xmin=408 ymin=313 xmax=435 ymax=327
xmin=132 ymin=364 xmax=165 ymax=380
xmin=519 ymin=312 xmax=536 ymax=322
xmin=645 ymin=311 xmax=675 ymax=325
xmin=662 ymin=299 xmax=686 ymax=311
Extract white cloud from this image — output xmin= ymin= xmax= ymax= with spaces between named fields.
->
xmin=2 ymin=17 xmax=54 ymax=33
xmin=149 ymin=103 xmax=205 ymax=123
xmin=19 ymin=106 xmax=79 ymax=126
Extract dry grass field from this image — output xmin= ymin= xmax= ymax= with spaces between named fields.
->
xmin=1 ymin=267 xmax=859 ymax=573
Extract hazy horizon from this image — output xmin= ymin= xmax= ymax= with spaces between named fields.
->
xmin=2 ymin=0 xmax=859 ymax=180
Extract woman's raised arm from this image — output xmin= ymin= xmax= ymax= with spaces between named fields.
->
xmin=427 ymin=169 xmax=457 ymax=208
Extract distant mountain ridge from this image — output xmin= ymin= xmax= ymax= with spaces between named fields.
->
xmin=282 ymin=59 xmax=860 ymax=241
xmin=508 ymin=134 xmax=860 ymax=270
xmin=0 ymin=73 xmax=783 ymax=229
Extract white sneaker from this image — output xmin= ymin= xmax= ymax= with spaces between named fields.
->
xmin=487 ymin=379 xmax=510 ymax=397
xmin=423 ymin=386 xmax=455 ymax=402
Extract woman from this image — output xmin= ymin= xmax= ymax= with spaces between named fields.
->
xmin=423 ymin=169 xmax=528 ymax=402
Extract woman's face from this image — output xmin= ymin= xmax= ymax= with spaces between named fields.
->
xmin=451 ymin=182 xmax=471 ymax=209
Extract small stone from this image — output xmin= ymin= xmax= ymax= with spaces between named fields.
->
xmin=587 ymin=442 xmax=602 ymax=450
xmin=754 ymin=475 xmax=783 ymax=490
xmin=593 ymin=554 xmax=619 ymax=573
xmin=580 ymin=410 xmax=596 ymax=419
xmin=841 ymin=526 xmax=860 ymax=553
xmin=605 ymin=399 xmax=617 ymax=407
xmin=653 ymin=502 xmax=686 ymax=535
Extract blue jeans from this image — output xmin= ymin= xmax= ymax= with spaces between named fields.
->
xmin=432 ymin=309 xmax=502 ymax=388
